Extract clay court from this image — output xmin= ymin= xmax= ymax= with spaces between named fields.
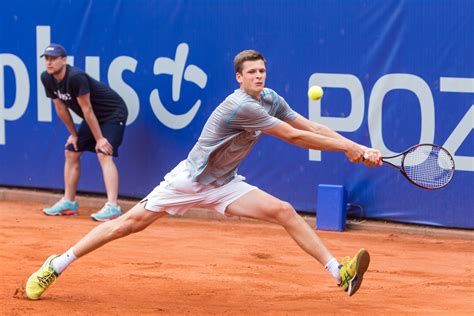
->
xmin=1 ymin=198 xmax=473 ymax=315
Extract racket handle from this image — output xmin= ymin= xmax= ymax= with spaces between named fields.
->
xmin=363 ymin=152 xmax=369 ymax=159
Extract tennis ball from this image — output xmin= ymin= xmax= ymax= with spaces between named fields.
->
xmin=308 ymin=85 xmax=324 ymax=100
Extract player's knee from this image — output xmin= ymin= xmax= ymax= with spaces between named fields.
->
xmin=271 ymin=201 xmax=297 ymax=224
xmin=110 ymin=215 xmax=149 ymax=238
xmin=109 ymin=219 xmax=134 ymax=238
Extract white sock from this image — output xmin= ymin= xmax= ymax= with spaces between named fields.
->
xmin=51 ymin=248 xmax=77 ymax=274
xmin=324 ymin=258 xmax=341 ymax=283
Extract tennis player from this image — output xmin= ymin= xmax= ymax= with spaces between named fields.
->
xmin=26 ymin=49 xmax=382 ymax=300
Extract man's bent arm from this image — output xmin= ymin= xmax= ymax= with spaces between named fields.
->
xmin=76 ymin=93 xmax=104 ymax=141
xmin=53 ymin=99 xmax=77 ymax=136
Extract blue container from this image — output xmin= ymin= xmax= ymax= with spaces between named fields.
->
xmin=316 ymin=184 xmax=347 ymax=231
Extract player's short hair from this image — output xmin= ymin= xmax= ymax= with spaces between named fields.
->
xmin=234 ymin=50 xmax=266 ymax=73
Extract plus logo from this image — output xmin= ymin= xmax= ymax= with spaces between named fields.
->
xmin=150 ymin=43 xmax=208 ymax=129
xmin=0 ymin=26 xmax=211 ymax=144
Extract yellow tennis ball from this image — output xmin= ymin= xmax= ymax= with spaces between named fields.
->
xmin=308 ymin=85 xmax=324 ymax=100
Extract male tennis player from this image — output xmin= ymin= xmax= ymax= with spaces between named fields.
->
xmin=40 ymin=44 xmax=128 ymax=221
xmin=26 ymin=50 xmax=382 ymax=300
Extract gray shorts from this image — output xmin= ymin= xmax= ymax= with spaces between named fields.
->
xmin=141 ymin=161 xmax=257 ymax=215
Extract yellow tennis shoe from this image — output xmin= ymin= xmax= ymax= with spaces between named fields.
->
xmin=338 ymin=248 xmax=370 ymax=296
xmin=25 ymin=255 xmax=60 ymax=300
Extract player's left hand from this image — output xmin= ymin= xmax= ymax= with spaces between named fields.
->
xmin=362 ymin=147 xmax=382 ymax=167
xmin=95 ymin=137 xmax=113 ymax=156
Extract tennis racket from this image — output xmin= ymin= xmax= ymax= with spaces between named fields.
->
xmin=365 ymin=144 xmax=455 ymax=190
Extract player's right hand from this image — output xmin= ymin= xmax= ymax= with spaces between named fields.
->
xmin=65 ymin=135 xmax=78 ymax=151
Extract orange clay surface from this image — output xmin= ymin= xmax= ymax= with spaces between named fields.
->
xmin=1 ymin=200 xmax=473 ymax=315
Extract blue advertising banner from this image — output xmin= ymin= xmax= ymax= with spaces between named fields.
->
xmin=1 ymin=1 xmax=473 ymax=228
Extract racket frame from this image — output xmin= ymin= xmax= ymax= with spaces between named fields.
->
xmin=381 ymin=143 xmax=455 ymax=190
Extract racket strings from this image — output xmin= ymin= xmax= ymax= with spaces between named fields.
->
xmin=403 ymin=146 xmax=454 ymax=189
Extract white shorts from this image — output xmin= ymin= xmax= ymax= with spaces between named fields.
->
xmin=142 ymin=161 xmax=258 ymax=216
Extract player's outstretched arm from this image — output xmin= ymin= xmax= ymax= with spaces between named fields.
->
xmin=287 ymin=114 xmax=382 ymax=166
xmin=287 ymin=114 xmax=352 ymax=143
xmin=264 ymin=120 xmax=381 ymax=166
xmin=264 ymin=120 xmax=358 ymax=158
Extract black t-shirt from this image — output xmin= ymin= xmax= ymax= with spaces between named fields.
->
xmin=41 ymin=65 xmax=128 ymax=123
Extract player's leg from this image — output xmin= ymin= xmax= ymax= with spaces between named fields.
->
xmin=26 ymin=160 xmax=202 ymax=300
xmin=91 ymin=121 xmax=125 ymax=221
xmin=225 ymin=189 xmax=370 ymax=296
xmin=26 ymin=202 xmax=166 ymax=300
xmin=225 ymin=189 xmax=333 ymax=265
xmin=73 ymin=201 xmax=166 ymax=257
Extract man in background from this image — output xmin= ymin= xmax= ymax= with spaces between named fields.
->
xmin=40 ymin=43 xmax=128 ymax=222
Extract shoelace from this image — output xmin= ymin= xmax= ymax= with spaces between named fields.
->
xmin=37 ymin=269 xmax=56 ymax=288
xmin=339 ymin=256 xmax=352 ymax=288
xmin=97 ymin=204 xmax=118 ymax=216
xmin=340 ymin=256 xmax=350 ymax=266
xmin=101 ymin=205 xmax=113 ymax=213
